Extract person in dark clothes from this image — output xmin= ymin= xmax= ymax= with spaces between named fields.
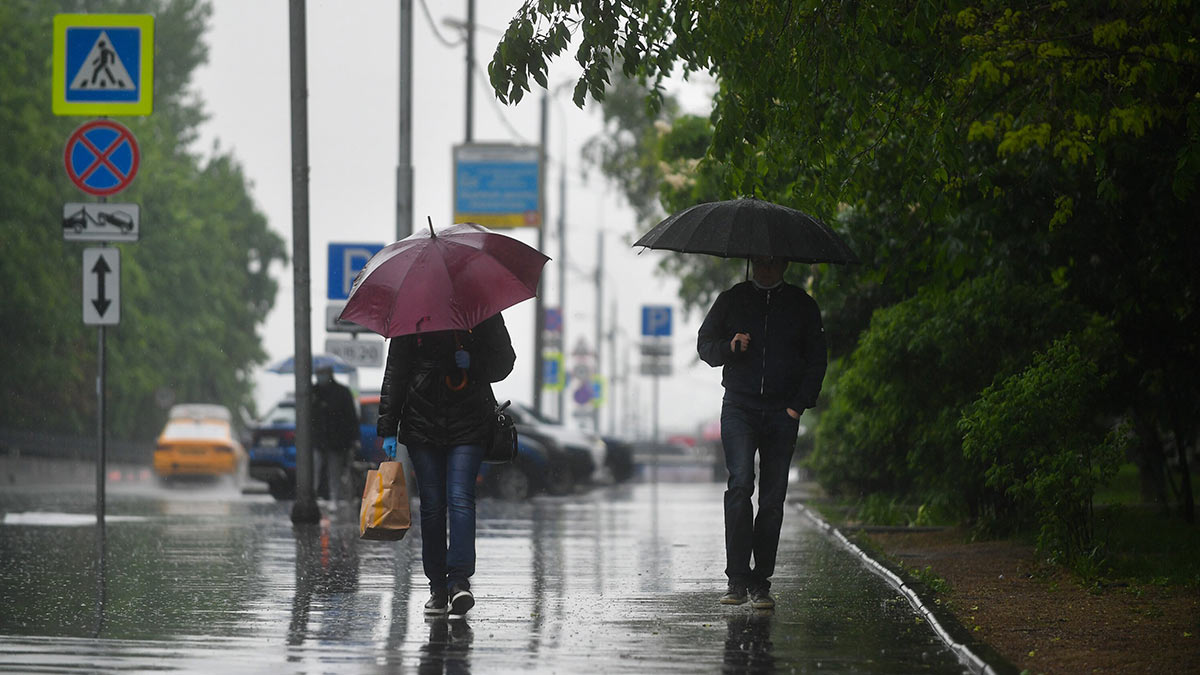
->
xmin=312 ymin=364 xmax=359 ymax=503
xmin=697 ymin=256 xmax=828 ymax=610
xmin=377 ymin=312 xmax=515 ymax=619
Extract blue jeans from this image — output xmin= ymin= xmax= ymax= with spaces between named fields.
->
xmin=407 ymin=443 xmax=485 ymax=595
xmin=721 ymin=400 xmax=800 ymax=591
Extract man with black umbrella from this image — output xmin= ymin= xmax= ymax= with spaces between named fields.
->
xmin=698 ymin=255 xmax=828 ymax=610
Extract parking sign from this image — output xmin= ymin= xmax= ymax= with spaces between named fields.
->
xmin=641 ymin=305 xmax=672 ymax=337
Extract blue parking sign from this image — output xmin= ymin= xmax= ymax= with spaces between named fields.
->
xmin=641 ymin=306 xmax=672 ymax=337
xmin=328 ymin=243 xmax=385 ymax=300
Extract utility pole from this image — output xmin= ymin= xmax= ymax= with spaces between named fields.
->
xmin=464 ymin=0 xmax=475 ymax=142
xmin=593 ymin=231 xmax=603 ymax=431
xmin=557 ymin=159 xmax=566 ymax=421
xmin=288 ymin=0 xmax=318 ymax=523
xmin=533 ymin=93 xmax=548 ymax=415
xmin=397 ymin=0 xmax=413 ymax=239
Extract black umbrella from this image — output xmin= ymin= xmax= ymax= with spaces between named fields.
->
xmin=633 ymin=198 xmax=860 ymax=265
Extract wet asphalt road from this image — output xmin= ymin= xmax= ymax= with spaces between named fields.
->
xmin=0 ymin=475 xmax=968 ymax=673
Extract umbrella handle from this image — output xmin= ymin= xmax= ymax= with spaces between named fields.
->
xmin=445 ymin=369 xmax=469 ymax=391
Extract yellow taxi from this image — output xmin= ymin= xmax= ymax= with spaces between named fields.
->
xmin=153 ymin=404 xmax=247 ymax=480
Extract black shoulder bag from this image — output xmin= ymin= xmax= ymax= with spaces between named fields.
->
xmin=484 ymin=400 xmax=518 ymax=464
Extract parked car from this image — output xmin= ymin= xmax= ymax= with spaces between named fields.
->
xmin=154 ymin=404 xmax=247 ymax=483
xmin=505 ymin=402 xmax=609 ymax=484
xmin=247 ymin=393 xmax=384 ymax=501
xmin=478 ymin=432 xmax=575 ymax=500
xmin=601 ymin=435 xmax=636 ymax=483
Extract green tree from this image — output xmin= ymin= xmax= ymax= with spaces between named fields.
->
xmin=490 ymin=0 xmax=1200 ymax=522
xmin=0 ymin=0 xmax=286 ymax=440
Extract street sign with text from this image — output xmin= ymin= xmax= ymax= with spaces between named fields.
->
xmin=453 ymin=143 xmax=541 ymax=228
xmin=641 ymin=305 xmax=673 ymax=337
xmin=324 ymin=338 xmax=383 ymax=369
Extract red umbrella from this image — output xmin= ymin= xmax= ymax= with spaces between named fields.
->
xmin=339 ymin=221 xmax=549 ymax=337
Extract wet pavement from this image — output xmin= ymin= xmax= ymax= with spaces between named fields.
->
xmin=1 ymin=474 xmax=971 ymax=673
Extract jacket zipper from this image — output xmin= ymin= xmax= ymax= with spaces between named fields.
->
xmin=760 ymin=288 xmax=771 ymax=395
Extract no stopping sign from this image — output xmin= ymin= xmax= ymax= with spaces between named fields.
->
xmin=64 ymin=119 xmax=140 ymax=196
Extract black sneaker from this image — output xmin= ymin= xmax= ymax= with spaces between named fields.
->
xmin=424 ymin=593 xmax=448 ymax=615
xmin=719 ymin=584 xmax=748 ymax=605
xmin=749 ymin=587 xmax=775 ymax=610
xmin=448 ymin=587 xmax=475 ymax=618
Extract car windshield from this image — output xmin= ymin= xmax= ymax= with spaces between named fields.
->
xmin=261 ymin=402 xmax=296 ymax=425
xmin=161 ymin=421 xmax=230 ymax=442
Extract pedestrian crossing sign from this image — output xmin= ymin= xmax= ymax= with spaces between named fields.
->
xmin=52 ymin=14 xmax=154 ymax=116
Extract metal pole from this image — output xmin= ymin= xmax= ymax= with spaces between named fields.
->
xmin=464 ymin=0 xmax=475 ymax=142
xmin=96 ymin=324 xmax=106 ymax=528
xmin=533 ymin=93 xmax=548 ymax=415
xmin=397 ymin=0 xmax=414 ymax=239
xmin=652 ymin=373 xmax=659 ymax=484
xmin=289 ymin=0 xmax=318 ymax=523
xmin=556 ymin=151 xmax=566 ymax=422
xmin=593 ymin=231 xmax=603 ymax=431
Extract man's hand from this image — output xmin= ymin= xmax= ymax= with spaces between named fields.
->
xmin=786 ymin=408 xmax=801 ymax=420
xmin=730 ymin=332 xmax=751 ymax=353
xmin=382 ymin=436 xmax=398 ymax=459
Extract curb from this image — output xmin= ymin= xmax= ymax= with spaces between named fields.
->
xmin=795 ymin=503 xmax=1019 ymax=675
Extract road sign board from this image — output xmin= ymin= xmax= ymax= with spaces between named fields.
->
xmin=63 ymin=203 xmax=139 ymax=242
xmin=83 ymin=248 xmax=119 ymax=325
xmin=453 ymin=143 xmax=541 ymax=228
xmin=543 ymin=351 xmax=564 ymax=391
xmin=64 ymin=120 xmax=140 ymax=197
xmin=641 ymin=305 xmax=673 ymax=337
xmin=326 ymin=302 xmax=368 ymax=334
xmin=324 ymin=338 xmax=383 ymax=369
xmin=328 ymin=242 xmax=384 ymax=301
xmin=639 ymin=359 xmax=672 ymax=377
xmin=52 ymin=15 xmax=154 ymax=116
xmin=52 ymin=14 xmax=155 ymax=116
xmin=640 ymin=341 xmax=672 ymax=356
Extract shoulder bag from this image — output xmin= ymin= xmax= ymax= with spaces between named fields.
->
xmin=484 ymin=400 xmax=518 ymax=464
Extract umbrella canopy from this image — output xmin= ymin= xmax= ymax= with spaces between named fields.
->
xmin=633 ymin=198 xmax=860 ymax=265
xmin=339 ymin=222 xmax=550 ymax=338
xmin=267 ymin=353 xmax=355 ymax=374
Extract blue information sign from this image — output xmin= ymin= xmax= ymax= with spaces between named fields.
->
xmin=453 ymin=144 xmax=541 ymax=228
xmin=641 ymin=306 xmax=673 ymax=337
xmin=328 ymin=242 xmax=385 ymax=300
xmin=52 ymin=14 xmax=155 ymax=116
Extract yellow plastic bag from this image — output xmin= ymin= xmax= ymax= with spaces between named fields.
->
xmin=359 ymin=460 xmax=410 ymax=540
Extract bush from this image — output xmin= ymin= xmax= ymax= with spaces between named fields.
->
xmin=810 ymin=271 xmax=1087 ymax=513
xmin=959 ymin=320 xmax=1128 ymax=569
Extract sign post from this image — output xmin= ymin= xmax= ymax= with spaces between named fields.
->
xmin=641 ymin=305 xmax=674 ymax=483
xmin=452 ymin=143 xmax=541 ymax=228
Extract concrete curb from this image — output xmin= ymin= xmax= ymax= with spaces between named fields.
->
xmin=795 ymin=503 xmax=1013 ymax=675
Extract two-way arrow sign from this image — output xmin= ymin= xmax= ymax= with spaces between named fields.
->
xmin=83 ymin=248 xmax=119 ymax=325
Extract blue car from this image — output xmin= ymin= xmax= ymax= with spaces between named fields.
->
xmin=248 ymin=394 xmax=387 ymax=501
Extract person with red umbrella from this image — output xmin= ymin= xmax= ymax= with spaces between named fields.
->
xmin=349 ymin=221 xmax=547 ymax=619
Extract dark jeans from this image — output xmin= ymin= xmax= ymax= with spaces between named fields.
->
xmin=408 ymin=443 xmax=485 ymax=595
xmin=721 ymin=400 xmax=800 ymax=591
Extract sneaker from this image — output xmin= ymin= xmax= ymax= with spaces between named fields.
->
xmin=749 ymin=588 xmax=775 ymax=610
xmin=424 ymin=593 xmax=448 ymax=615
xmin=719 ymin=584 xmax=748 ymax=605
xmin=448 ymin=587 xmax=475 ymax=618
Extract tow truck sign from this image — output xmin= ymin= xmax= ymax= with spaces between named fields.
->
xmin=63 ymin=203 xmax=139 ymax=242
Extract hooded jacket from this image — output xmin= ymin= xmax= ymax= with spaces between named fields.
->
xmin=697 ymin=280 xmax=827 ymax=412
xmin=377 ymin=313 xmax=515 ymax=447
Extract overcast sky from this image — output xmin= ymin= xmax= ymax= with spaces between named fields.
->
xmin=190 ymin=0 xmax=725 ymax=438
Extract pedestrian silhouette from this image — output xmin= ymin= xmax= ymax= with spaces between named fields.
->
xmin=88 ymin=40 xmax=123 ymax=88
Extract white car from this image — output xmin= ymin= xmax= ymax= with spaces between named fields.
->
xmin=506 ymin=402 xmax=610 ymax=484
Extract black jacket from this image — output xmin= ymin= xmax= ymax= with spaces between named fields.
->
xmin=377 ymin=313 xmax=515 ymax=447
xmin=312 ymin=379 xmax=358 ymax=453
xmin=697 ymin=281 xmax=827 ymax=411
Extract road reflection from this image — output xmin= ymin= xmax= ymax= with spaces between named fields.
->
xmin=418 ymin=618 xmax=473 ymax=674
xmin=722 ymin=611 xmax=775 ymax=674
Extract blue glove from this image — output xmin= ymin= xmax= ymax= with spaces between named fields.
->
xmin=454 ymin=349 xmax=470 ymax=369
xmin=382 ymin=436 xmax=397 ymax=459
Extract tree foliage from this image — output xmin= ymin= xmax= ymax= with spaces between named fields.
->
xmin=0 ymin=0 xmax=286 ymax=440
xmin=491 ymin=0 xmax=1200 ymax=523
